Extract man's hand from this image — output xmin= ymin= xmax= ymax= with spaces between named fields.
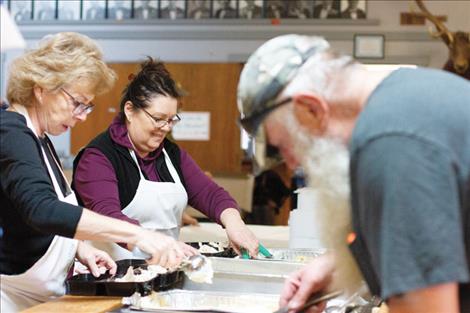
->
xmin=280 ymin=254 xmax=335 ymax=313
xmin=75 ymin=241 xmax=117 ymax=277
xmin=220 ymin=208 xmax=259 ymax=257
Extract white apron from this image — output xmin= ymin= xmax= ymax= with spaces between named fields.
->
xmin=1 ymin=106 xmax=79 ymax=312
xmin=91 ymin=149 xmax=188 ymax=260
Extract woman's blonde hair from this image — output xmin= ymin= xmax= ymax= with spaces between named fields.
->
xmin=7 ymin=32 xmax=116 ymax=106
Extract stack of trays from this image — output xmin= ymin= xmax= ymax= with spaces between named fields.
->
xmin=182 ymin=247 xmax=325 ymax=295
xmin=66 ymin=259 xmax=183 ymax=297
xmin=183 ymin=257 xmax=304 ymax=294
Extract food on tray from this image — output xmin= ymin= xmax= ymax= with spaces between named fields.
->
xmin=197 ymin=241 xmax=227 ymax=254
xmin=294 ymin=255 xmax=308 ymax=262
xmin=184 ymin=257 xmax=213 ymax=284
xmin=114 ymin=264 xmax=167 ymax=282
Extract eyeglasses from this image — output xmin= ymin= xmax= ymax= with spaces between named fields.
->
xmin=141 ymin=107 xmax=181 ymax=129
xmin=239 ymin=97 xmax=292 ymax=136
xmin=61 ymin=88 xmax=95 ymax=116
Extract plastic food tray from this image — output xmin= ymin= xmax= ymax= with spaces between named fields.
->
xmin=66 ymin=259 xmax=184 ymax=297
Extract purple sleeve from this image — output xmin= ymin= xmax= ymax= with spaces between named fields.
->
xmin=179 ymin=148 xmax=239 ymax=224
xmin=73 ymin=148 xmax=140 ymax=226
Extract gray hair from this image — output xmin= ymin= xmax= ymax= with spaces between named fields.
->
xmin=280 ymin=50 xmax=356 ymax=103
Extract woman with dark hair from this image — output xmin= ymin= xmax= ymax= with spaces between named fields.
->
xmin=73 ymin=58 xmax=259 ymax=260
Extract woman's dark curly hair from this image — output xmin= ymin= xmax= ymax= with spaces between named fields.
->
xmin=120 ymin=57 xmax=181 ymax=122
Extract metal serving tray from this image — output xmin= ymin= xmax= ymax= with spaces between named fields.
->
xmin=66 ymin=259 xmax=183 ymax=297
xmin=123 ymin=289 xmax=280 ymax=313
xmin=182 ymin=257 xmax=303 ymax=294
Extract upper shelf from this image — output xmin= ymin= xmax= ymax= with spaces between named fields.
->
xmin=16 ymin=18 xmax=384 ymax=41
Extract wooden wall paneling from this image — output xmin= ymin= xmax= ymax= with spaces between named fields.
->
xmin=71 ymin=63 xmax=140 ymax=154
xmin=71 ymin=62 xmax=244 ymax=175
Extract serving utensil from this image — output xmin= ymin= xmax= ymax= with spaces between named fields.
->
xmin=132 ymin=248 xmax=206 ymax=272
xmin=241 ymin=243 xmax=273 ymax=259
xmin=180 ymin=254 xmax=207 ymax=272
xmin=273 ymin=290 xmax=343 ymax=313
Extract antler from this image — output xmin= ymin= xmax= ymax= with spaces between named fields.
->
xmin=415 ymin=0 xmax=454 ymax=45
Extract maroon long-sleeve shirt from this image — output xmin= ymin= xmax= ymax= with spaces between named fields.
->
xmin=73 ymin=115 xmax=238 ymax=226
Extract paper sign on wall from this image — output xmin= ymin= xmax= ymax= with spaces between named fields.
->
xmin=171 ymin=112 xmax=210 ymax=141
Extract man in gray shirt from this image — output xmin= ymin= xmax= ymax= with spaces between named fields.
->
xmin=237 ymin=34 xmax=470 ymax=312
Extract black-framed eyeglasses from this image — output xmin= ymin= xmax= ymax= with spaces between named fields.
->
xmin=239 ymin=97 xmax=292 ymax=136
xmin=61 ymin=88 xmax=95 ymax=116
xmin=141 ymin=107 xmax=181 ymax=129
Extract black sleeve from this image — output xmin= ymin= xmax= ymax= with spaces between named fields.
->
xmin=0 ymin=113 xmax=83 ymax=238
xmin=351 ymin=135 xmax=469 ymax=299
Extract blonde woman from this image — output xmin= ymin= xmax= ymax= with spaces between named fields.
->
xmin=0 ymin=32 xmax=188 ymax=311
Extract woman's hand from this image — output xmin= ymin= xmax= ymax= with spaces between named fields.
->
xmin=182 ymin=212 xmax=199 ymax=226
xmin=279 ymin=254 xmax=335 ymax=313
xmin=133 ymin=229 xmax=185 ymax=268
xmin=75 ymin=241 xmax=117 ymax=277
xmin=178 ymin=241 xmax=199 ymax=257
xmin=220 ymin=208 xmax=259 ymax=258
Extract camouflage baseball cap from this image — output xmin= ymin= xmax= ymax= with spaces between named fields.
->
xmin=237 ymin=34 xmax=330 ymax=136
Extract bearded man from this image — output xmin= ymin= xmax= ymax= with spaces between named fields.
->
xmin=237 ymin=35 xmax=470 ymax=313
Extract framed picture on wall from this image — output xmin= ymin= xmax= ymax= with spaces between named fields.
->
xmin=58 ymin=0 xmax=80 ymax=20
xmin=313 ymin=0 xmax=341 ymax=19
xmin=134 ymin=0 xmax=159 ymax=20
xmin=33 ymin=0 xmax=56 ymax=20
xmin=187 ymin=0 xmax=211 ymax=20
xmin=213 ymin=0 xmax=237 ymax=19
xmin=340 ymin=0 xmax=367 ymax=19
xmin=160 ymin=0 xmax=185 ymax=19
xmin=8 ymin=0 xmax=33 ymax=21
xmin=286 ymin=0 xmax=313 ymax=19
xmin=265 ymin=0 xmax=287 ymax=18
xmin=239 ymin=0 xmax=263 ymax=19
xmin=107 ymin=0 xmax=132 ymax=20
xmin=82 ymin=0 xmax=105 ymax=20
xmin=353 ymin=34 xmax=384 ymax=59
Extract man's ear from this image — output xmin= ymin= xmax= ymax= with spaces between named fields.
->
xmin=292 ymin=93 xmax=329 ymax=135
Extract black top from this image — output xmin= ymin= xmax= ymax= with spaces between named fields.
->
xmin=72 ymin=130 xmax=186 ymax=210
xmin=0 ymin=111 xmax=83 ymax=275
xmin=38 ymin=136 xmax=71 ymax=198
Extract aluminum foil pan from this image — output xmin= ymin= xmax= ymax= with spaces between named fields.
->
xmin=262 ymin=248 xmax=327 ymax=263
xmin=124 ymin=289 xmax=279 ymax=313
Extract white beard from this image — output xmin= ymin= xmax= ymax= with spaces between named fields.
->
xmin=286 ymin=113 xmax=366 ymax=295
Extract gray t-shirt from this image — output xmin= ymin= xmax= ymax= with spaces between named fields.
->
xmin=349 ymin=68 xmax=470 ymax=307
